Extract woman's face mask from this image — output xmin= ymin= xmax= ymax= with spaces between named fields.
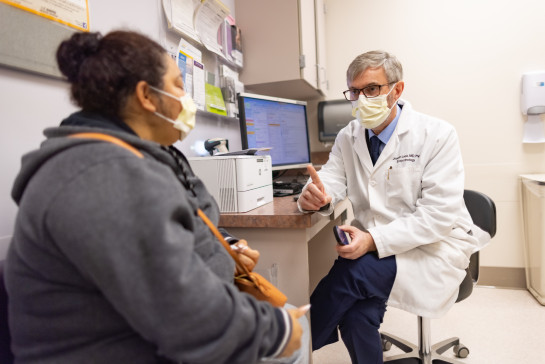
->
xmin=351 ymin=83 xmax=398 ymax=129
xmin=149 ymin=86 xmax=197 ymax=141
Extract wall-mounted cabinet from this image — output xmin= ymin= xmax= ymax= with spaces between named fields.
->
xmin=314 ymin=0 xmax=328 ymax=94
xmin=234 ymin=0 xmax=328 ymax=100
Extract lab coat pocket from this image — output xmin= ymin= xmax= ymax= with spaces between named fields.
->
xmin=385 ymin=166 xmax=423 ymax=210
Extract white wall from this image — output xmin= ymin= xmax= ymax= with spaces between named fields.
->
xmin=324 ymin=0 xmax=545 ymax=268
xmin=0 ymin=0 xmax=238 ymax=258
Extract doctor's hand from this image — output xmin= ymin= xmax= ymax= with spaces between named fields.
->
xmin=335 ymin=225 xmax=377 ymax=260
xmin=232 ymin=240 xmax=260 ymax=274
xmin=299 ymin=165 xmax=332 ymax=211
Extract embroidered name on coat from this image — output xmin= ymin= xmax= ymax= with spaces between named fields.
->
xmin=393 ymin=154 xmax=420 ymax=163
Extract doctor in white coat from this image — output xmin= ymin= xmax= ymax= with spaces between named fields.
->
xmin=299 ymin=50 xmax=490 ymax=364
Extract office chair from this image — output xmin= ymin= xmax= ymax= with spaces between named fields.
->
xmin=381 ymin=189 xmax=497 ymax=364
xmin=0 ymin=260 xmax=14 ymax=364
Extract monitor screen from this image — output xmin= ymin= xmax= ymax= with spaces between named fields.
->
xmin=238 ymin=92 xmax=311 ymax=171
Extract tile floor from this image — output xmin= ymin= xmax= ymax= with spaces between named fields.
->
xmin=312 ymin=287 xmax=545 ymax=364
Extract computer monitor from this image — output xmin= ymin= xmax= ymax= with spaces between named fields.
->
xmin=317 ymin=99 xmax=354 ymax=142
xmin=238 ymin=92 xmax=311 ymax=171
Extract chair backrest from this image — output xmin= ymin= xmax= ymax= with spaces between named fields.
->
xmin=463 ymin=189 xmax=497 ymax=283
xmin=463 ymin=189 xmax=497 ymax=238
xmin=0 ymin=260 xmax=14 ymax=364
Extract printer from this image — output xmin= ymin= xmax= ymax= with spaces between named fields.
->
xmin=188 ymin=155 xmax=273 ymax=213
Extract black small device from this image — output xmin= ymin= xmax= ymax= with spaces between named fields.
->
xmin=273 ymin=181 xmax=303 ymax=197
xmin=333 ymin=226 xmax=350 ymax=245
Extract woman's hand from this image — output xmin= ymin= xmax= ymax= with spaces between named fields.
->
xmin=279 ymin=304 xmax=310 ymax=358
xmin=335 ymin=225 xmax=377 ymax=260
xmin=232 ymin=239 xmax=260 ymax=274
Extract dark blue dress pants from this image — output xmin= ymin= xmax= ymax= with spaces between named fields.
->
xmin=310 ymin=253 xmax=397 ymax=364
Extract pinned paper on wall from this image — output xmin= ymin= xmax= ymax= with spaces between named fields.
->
xmin=194 ymin=0 xmax=230 ymax=57
xmin=162 ymin=0 xmax=230 ymax=59
xmin=217 ymin=15 xmax=242 ymax=67
xmin=193 ymin=60 xmax=206 ymax=111
xmin=0 ymin=0 xmax=90 ymax=31
xmin=177 ymin=38 xmax=206 ymax=111
xmin=205 ymin=83 xmax=227 ymax=116
xmin=178 ymin=37 xmax=206 ymax=111
xmin=219 ymin=64 xmax=243 ymax=118
xmin=162 ymin=0 xmax=201 ymax=43
xmin=177 ymin=50 xmax=194 ymax=99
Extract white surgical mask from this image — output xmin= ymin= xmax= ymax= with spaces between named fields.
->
xmin=351 ymin=83 xmax=398 ymax=129
xmin=150 ymin=86 xmax=197 ymax=141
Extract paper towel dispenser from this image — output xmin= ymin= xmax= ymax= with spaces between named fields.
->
xmin=318 ymin=99 xmax=354 ymax=143
xmin=521 ymin=71 xmax=545 ymax=115
xmin=521 ymin=71 xmax=545 ymax=143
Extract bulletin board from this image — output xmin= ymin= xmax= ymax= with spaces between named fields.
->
xmin=0 ymin=2 xmax=77 ymax=78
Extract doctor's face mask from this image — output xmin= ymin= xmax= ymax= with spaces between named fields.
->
xmin=149 ymin=86 xmax=197 ymax=141
xmin=351 ymin=83 xmax=398 ymax=129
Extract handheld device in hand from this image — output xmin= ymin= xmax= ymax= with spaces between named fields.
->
xmin=333 ymin=226 xmax=350 ymax=245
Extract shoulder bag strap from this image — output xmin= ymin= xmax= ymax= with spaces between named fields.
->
xmin=69 ymin=132 xmax=144 ymax=159
xmin=197 ymin=209 xmax=251 ymax=276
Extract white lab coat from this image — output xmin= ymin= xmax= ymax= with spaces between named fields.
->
xmin=304 ymin=99 xmax=490 ymax=318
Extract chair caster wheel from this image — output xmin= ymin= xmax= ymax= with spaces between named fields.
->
xmin=453 ymin=344 xmax=469 ymax=358
xmin=382 ymin=338 xmax=392 ymax=351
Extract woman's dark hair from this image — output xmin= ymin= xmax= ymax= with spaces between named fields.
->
xmin=56 ymin=30 xmax=167 ymax=118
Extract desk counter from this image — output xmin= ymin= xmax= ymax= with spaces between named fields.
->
xmin=219 ymin=197 xmax=350 ymax=307
xmin=219 ymin=196 xmax=348 ymax=230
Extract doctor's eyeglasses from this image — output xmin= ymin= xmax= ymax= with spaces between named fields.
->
xmin=343 ymin=82 xmax=395 ymax=101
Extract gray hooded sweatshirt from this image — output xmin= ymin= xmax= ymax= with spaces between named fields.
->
xmin=5 ymin=111 xmax=289 ymax=364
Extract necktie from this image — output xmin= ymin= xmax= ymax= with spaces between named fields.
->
xmin=369 ymin=136 xmax=382 ymax=165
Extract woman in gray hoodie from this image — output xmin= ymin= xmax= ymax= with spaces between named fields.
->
xmin=5 ymin=30 xmax=308 ymax=364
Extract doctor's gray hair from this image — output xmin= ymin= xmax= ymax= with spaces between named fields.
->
xmin=347 ymin=50 xmax=403 ymax=84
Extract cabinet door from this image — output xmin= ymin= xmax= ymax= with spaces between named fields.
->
xmin=234 ymin=0 xmax=323 ymax=99
xmin=235 ymin=0 xmax=301 ymax=85
xmin=315 ymin=0 xmax=328 ymax=94
xmin=298 ymin=0 xmax=318 ymax=89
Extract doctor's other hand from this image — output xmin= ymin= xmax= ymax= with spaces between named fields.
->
xmin=232 ymin=240 xmax=260 ymax=274
xmin=335 ymin=225 xmax=377 ymax=260
xmin=299 ymin=165 xmax=332 ymax=211
xmin=279 ymin=304 xmax=310 ymax=358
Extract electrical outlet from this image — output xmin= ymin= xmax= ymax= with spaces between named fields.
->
xmin=167 ymin=44 xmax=177 ymax=61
